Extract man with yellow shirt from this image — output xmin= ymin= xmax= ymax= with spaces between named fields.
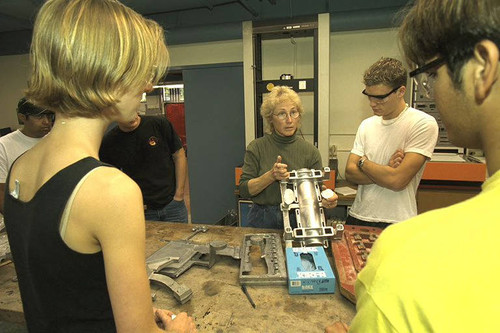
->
xmin=326 ymin=1 xmax=500 ymax=332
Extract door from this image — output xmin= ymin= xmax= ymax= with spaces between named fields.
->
xmin=183 ymin=63 xmax=245 ymax=224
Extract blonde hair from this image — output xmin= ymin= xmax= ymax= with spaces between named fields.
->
xmin=260 ymin=86 xmax=303 ymax=134
xmin=26 ymin=0 xmax=169 ymax=117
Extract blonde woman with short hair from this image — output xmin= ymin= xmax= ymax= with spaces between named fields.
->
xmin=3 ymin=0 xmax=196 ymax=332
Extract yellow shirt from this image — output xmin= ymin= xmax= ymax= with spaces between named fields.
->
xmin=350 ymin=169 xmax=500 ymax=332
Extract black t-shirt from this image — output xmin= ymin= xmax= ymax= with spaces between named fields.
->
xmin=4 ymin=157 xmax=116 ymax=332
xmin=100 ymin=116 xmax=183 ymax=208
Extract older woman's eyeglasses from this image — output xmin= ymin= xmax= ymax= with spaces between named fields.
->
xmin=273 ymin=110 xmax=300 ymax=121
xmin=362 ymin=86 xmax=401 ymax=104
xmin=409 ymin=57 xmax=447 ymax=99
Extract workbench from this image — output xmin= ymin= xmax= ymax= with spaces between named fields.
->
xmin=0 ymin=222 xmax=355 ymax=332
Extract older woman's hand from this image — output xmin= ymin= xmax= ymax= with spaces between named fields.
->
xmin=321 ymin=185 xmax=338 ymax=209
xmin=271 ymin=155 xmax=290 ymax=181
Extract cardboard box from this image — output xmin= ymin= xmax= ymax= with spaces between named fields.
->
xmin=286 ymin=247 xmax=336 ymax=294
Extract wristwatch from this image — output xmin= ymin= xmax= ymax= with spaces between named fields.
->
xmin=357 ymin=157 xmax=367 ymax=169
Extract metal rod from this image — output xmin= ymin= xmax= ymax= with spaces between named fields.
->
xmin=241 ymin=285 xmax=256 ymax=308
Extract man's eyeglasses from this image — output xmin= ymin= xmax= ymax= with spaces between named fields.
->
xmin=30 ymin=112 xmax=55 ymax=122
xmin=409 ymin=57 xmax=447 ymax=99
xmin=273 ymin=110 xmax=300 ymax=121
xmin=362 ymin=86 xmax=400 ymax=104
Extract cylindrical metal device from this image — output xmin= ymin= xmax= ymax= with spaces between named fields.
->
xmin=294 ymin=169 xmax=322 ymax=246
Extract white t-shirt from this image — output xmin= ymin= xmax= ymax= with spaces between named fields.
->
xmin=0 ymin=130 xmax=42 ymax=182
xmin=349 ymin=107 xmax=438 ymax=223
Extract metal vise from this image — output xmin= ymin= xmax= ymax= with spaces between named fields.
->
xmin=279 ymin=167 xmax=336 ymax=248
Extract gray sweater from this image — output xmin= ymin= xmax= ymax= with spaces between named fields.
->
xmin=239 ymin=131 xmax=322 ymax=205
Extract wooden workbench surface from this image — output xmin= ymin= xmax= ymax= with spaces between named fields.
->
xmin=0 ymin=222 xmax=355 ymax=332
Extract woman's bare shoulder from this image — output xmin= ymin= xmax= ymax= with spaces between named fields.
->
xmin=89 ymin=166 xmax=137 ymax=189
xmin=76 ymin=166 xmax=143 ymax=216
xmin=61 ymin=165 xmax=145 ymax=253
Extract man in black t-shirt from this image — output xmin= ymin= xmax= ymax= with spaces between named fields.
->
xmin=100 ymin=114 xmax=188 ymax=222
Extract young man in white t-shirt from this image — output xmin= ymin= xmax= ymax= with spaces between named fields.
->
xmin=0 ymin=97 xmax=54 ymax=213
xmin=345 ymin=57 xmax=438 ymax=227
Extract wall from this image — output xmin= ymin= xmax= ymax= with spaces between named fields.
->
xmin=0 ymin=41 xmax=243 ymax=129
xmin=0 ymin=27 xmax=404 ymax=180
xmin=0 ymin=54 xmax=31 ymax=131
xmin=169 ymin=39 xmax=242 ymax=67
xmin=260 ymin=37 xmax=315 ymax=143
xmin=330 ymin=28 xmax=404 ymax=179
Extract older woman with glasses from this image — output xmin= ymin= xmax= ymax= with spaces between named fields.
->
xmin=239 ymin=86 xmax=336 ymax=229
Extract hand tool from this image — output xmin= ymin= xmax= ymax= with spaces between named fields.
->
xmin=184 ymin=226 xmax=208 ymax=240
xmin=241 ymin=285 xmax=256 ymax=308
